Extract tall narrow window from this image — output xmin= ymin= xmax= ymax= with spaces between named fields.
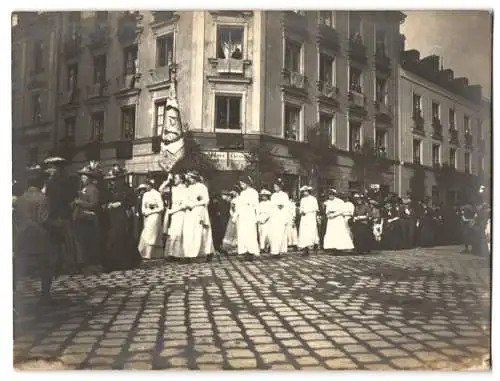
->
xmin=284 ymin=40 xmax=301 ymax=73
xmin=449 ymin=108 xmax=455 ymax=129
xmin=449 ymin=148 xmax=457 ymax=169
xmin=412 ymin=94 xmax=422 ymax=118
xmin=319 ymin=113 xmax=334 ymax=145
xmin=121 ymin=106 xmax=136 ymax=140
xmin=93 ymin=54 xmax=106 ymax=84
xmin=215 ymin=95 xmax=242 ymax=130
xmin=64 ymin=117 xmax=76 ymax=141
xmin=464 ymin=115 xmax=470 ymax=133
xmin=375 ymin=128 xmax=387 ymax=155
xmin=33 ymin=40 xmax=44 ymax=73
xmin=32 ymin=93 xmax=41 ymax=124
xmin=432 ymin=101 xmax=440 ymax=121
xmin=464 ymin=152 xmax=471 ymax=173
xmin=413 ymin=139 xmax=422 ymax=164
xmin=319 ymin=53 xmax=333 ymax=85
xmin=67 ymin=63 xmax=78 ymax=91
xmin=349 ymin=66 xmax=362 ymax=93
xmin=284 ymin=104 xmax=301 ymax=140
xmin=217 ymin=26 xmax=244 ymax=59
xmin=432 ymin=144 xmax=441 ymax=166
xmin=375 ymin=25 xmax=386 ymax=55
xmin=156 ymin=34 xmax=174 ymax=67
xmin=375 ymin=76 xmax=387 ymax=104
xmin=349 ymin=121 xmax=361 ymax=151
xmin=91 ymin=112 xmax=104 ymax=142
xmin=349 ymin=12 xmax=362 ymax=40
xmin=155 ymin=101 xmax=167 ymax=136
xmin=123 ymin=45 xmax=138 ymax=75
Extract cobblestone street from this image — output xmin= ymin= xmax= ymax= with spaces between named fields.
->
xmin=13 ymin=246 xmax=491 ymax=370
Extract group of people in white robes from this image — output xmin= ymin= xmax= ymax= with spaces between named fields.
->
xmin=137 ymin=170 xmax=214 ymax=262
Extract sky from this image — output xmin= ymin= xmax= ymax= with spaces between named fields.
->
xmin=400 ymin=10 xmax=493 ymax=99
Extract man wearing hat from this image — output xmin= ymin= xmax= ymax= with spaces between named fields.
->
xmin=73 ymin=162 xmax=102 ymax=267
xmin=298 ymin=185 xmax=319 ymax=256
xmin=234 ymin=176 xmax=260 ymax=261
xmin=351 ymin=192 xmax=374 ymax=254
xmin=13 ymin=165 xmax=59 ymax=303
xmin=43 ymin=156 xmax=81 ymax=274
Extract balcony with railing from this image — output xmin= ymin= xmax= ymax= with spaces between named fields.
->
xmin=348 ymin=35 xmax=367 ymax=63
xmin=374 ymin=96 xmax=392 ymax=123
xmin=431 ymin=117 xmax=443 ymax=140
xmin=316 ymin=80 xmax=339 ymax=104
xmin=348 ymin=88 xmax=366 ymax=116
xmin=209 ymin=57 xmax=249 ymax=76
xmin=464 ymin=131 xmax=473 ymax=149
xmin=61 ymin=88 xmax=80 ymax=106
xmin=118 ymin=11 xmax=144 ymax=44
xmin=87 ymin=81 xmax=109 ymax=99
xmin=88 ymin=23 xmax=110 ymax=50
xmin=411 ymin=111 xmax=425 ymax=136
xmin=281 ymin=69 xmax=307 ymax=93
xmin=116 ymin=74 xmax=140 ymax=92
xmin=449 ymin=128 xmax=459 ymax=145
xmin=374 ymin=146 xmax=387 ymax=158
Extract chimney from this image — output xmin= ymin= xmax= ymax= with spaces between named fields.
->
xmin=403 ymin=49 xmax=420 ymax=63
xmin=399 ymin=34 xmax=406 ymax=52
xmin=420 ymin=55 xmax=440 ymax=72
xmin=454 ymin=77 xmax=469 ymax=88
xmin=442 ymin=69 xmax=454 ymax=81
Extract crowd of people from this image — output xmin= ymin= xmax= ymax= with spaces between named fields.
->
xmin=12 ymin=156 xmax=491 ymax=303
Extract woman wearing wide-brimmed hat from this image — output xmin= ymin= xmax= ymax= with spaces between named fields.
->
xmin=101 ymin=165 xmax=142 ymax=272
xmin=323 ymin=188 xmax=354 ymax=252
xmin=138 ymin=176 xmax=165 ymax=259
xmin=298 ymin=185 xmax=319 ymax=256
xmin=43 ymin=156 xmax=82 ymax=274
xmin=234 ymin=175 xmax=260 ymax=261
xmin=268 ymin=178 xmax=290 ymax=257
xmin=73 ymin=162 xmax=102 ymax=267
xmin=183 ymin=170 xmax=215 ymax=261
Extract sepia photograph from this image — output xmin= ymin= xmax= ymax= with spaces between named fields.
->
xmin=10 ymin=7 xmax=492 ymax=372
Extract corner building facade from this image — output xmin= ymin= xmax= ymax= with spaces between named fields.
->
xmin=13 ymin=11 xmax=404 ymax=197
xmin=398 ymin=48 xmax=491 ymax=204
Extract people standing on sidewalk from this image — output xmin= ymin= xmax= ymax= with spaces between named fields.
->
xmin=164 ymin=173 xmax=187 ymax=260
xmin=13 ymin=165 xmax=59 ymax=304
xmin=298 ymin=186 xmax=319 ymax=256
xmin=235 ymin=176 xmax=260 ymax=262
xmin=134 ymin=184 xmax=148 ymax=243
xmin=351 ymin=194 xmax=374 ymax=254
xmin=269 ymin=179 xmax=290 ymax=258
xmin=44 ymin=157 xmax=82 ymax=275
xmin=182 ymin=170 xmax=215 ymax=261
xmin=138 ymin=178 xmax=165 ymax=260
xmin=102 ymin=165 xmax=142 ymax=272
xmin=222 ymin=188 xmax=239 ymax=254
xmin=323 ymin=189 xmax=354 ymax=253
xmin=257 ymin=189 xmax=272 ymax=253
xmin=73 ymin=163 xmax=101 ymax=268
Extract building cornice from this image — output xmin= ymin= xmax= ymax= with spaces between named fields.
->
xmin=400 ymin=67 xmax=482 ymax=112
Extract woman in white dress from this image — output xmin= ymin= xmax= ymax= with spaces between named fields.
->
xmin=235 ymin=176 xmax=260 ymax=261
xmin=159 ymin=174 xmax=173 ymax=238
xmin=164 ymin=173 xmax=187 ymax=259
xmin=182 ymin=171 xmax=215 ymax=261
xmin=138 ymin=179 xmax=165 ymax=259
xmin=298 ymin=186 xmax=319 ymax=256
xmin=257 ymin=189 xmax=272 ymax=253
xmin=323 ymin=188 xmax=354 ymax=252
xmin=222 ymin=189 xmax=239 ymax=254
xmin=287 ymin=196 xmax=299 ymax=250
xmin=269 ymin=179 xmax=290 ymax=258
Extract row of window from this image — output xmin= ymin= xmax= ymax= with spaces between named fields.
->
xmin=412 ymin=139 xmax=484 ymax=174
xmin=412 ymin=93 xmax=483 ymax=139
